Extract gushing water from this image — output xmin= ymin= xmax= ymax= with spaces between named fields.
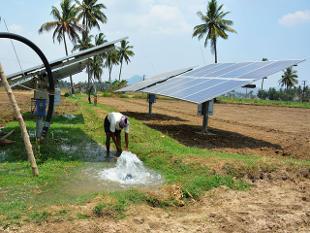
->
xmin=99 ymin=151 xmax=162 ymax=186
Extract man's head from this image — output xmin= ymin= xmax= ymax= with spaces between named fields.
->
xmin=119 ymin=115 xmax=128 ymax=128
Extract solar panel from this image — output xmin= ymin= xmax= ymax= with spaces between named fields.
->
xmin=6 ymin=37 xmax=127 ymax=87
xmin=141 ymin=60 xmax=304 ymax=104
xmin=116 ymin=66 xmax=194 ymax=92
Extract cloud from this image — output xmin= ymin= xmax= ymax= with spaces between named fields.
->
xmin=103 ymin=1 xmax=192 ymax=36
xmin=138 ymin=4 xmax=192 ymax=35
xmin=279 ymin=10 xmax=310 ymax=27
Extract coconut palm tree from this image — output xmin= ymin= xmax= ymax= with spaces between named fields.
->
xmin=89 ymin=33 xmax=107 ymax=83
xmin=279 ymin=67 xmax=298 ymax=90
xmin=75 ymin=0 xmax=107 ymax=38
xmin=39 ymin=0 xmax=82 ymax=94
xmin=75 ymin=0 xmax=107 ymax=95
xmin=118 ymin=40 xmax=135 ymax=81
xmin=105 ymin=48 xmax=120 ymax=85
xmin=72 ymin=34 xmax=94 ymax=103
xmin=72 ymin=34 xmax=93 ymax=52
xmin=193 ymin=0 xmax=236 ymax=63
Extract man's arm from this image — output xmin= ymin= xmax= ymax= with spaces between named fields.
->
xmin=124 ymin=132 xmax=129 ymax=151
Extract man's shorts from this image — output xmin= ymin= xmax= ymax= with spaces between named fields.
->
xmin=104 ymin=116 xmax=121 ymax=136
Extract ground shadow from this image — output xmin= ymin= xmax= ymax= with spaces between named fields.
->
xmin=144 ymin=123 xmax=282 ymax=152
xmin=123 ymin=111 xmax=187 ymax=122
xmin=21 ymin=112 xmax=85 ymax=125
xmin=0 ymin=113 xmax=116 ymax=164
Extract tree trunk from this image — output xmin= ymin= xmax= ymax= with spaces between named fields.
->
xmin=0 ymin=64 xmax=39 ymax=176
xmin=63 ymin=34 xmax=75 ymax=94
xmin=87 ymin=65 xmax=92 ymax=104
xmin=214 ymin=39 xmax=218 ymax=64
xmin=118 ymin=59 xmax=123 ymax=81
xmin=109 ymin=66 xmax=112 ymax=85
xmin=92 ymin=75 xmax=97 ymax=95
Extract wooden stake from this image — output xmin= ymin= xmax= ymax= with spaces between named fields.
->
xmin=0 ymin=64 xmax=39 ymax=176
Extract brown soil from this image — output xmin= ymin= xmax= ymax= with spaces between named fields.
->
xmin=99 ymin=97 xmax=310 ymax=160
xmin=0 ymin=91 xmax=33 ymax=125
xmin=0 ymin=91 xmax=79 ymax=125
xmin=3 ymin=179 xmax=310 ymax=233
xmin=1 ymin=92 xmax=309 ymax=232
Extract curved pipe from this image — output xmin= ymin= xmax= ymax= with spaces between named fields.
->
xmin=0 ymin=32 xmax=54 ymax=138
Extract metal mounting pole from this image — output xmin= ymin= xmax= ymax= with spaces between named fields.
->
xmin=202 ymin=101 xmax=210 ymax=133
xmin=147 ymin=94 xmax=156 ymax=116
xmin=148 ymin=101 xmax=153 ymax=115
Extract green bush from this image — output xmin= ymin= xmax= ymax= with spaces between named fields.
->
xmin=102 ymin=92 xmax=112 ymax=97
xmin=92 ymin=203 xmax=105 ymax=217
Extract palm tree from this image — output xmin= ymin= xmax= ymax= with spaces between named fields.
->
xmin=279 ymin=67 xmax=298 ymax=90
xmin=72 ymin=34 xmax=94 ymax=103
xmin=193 ymin=0 xmax=236 ymax=63
xmin=75 ymin=0 xmax=107 ymax=38
xmin=75 ymin=0 xmax=107 ymax=95
xmin=89 ymin=33 xmax=107 ymax=83
xmin=118 ymin=40 xmax=135 ymax=81
xmin=72 ymin=34 xmax=93 ymax=52
xmin=39 ymin=0 xmax=82 ymax=94
xmin=105 ymin=48 xmax=120 ymax=85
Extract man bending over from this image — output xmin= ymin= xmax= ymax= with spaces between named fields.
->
xmin=104 ymin=112 xmax=129 ymax=157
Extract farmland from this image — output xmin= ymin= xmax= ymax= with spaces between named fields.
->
xmin=0 ymin=91 xmax=309 ymax=233
xmin=101 ymin=96 xmax=310 ymax=160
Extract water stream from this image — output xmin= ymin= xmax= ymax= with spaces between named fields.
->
xmin=98 ymin=151 xmax=163 ymax=186
xmin=55 ymin=150 xmax=163 ymax=198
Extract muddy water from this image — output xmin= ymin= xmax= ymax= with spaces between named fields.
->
xmin=46 ymin=146 xmax=163 ymax=200
xmin=61 ymin=153 xmax=163 ymax=197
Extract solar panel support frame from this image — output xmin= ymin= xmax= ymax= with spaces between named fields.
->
xmin=202 ymin=101 xmax=209 ymax=134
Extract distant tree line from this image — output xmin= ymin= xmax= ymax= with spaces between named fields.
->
xmin=258 ymin=86 xmax=310 ymax=102
xmin=59 ymin=79 xmax=127 ymax=93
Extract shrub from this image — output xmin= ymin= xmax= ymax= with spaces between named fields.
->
xmin=93 ymin=203 xmax=105 ymax=217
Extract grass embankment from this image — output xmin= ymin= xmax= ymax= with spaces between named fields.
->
xmin=0 ymin=94 xmax=309 ymax=227
xmin=218 ymin=97 xmax=310 ymax=109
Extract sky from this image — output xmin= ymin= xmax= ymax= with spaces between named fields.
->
xmin=0 ymin=0 xmax=310 ymax=89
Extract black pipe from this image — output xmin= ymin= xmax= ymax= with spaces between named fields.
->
xmin=0 ymin=32 xmax=54 ymax=138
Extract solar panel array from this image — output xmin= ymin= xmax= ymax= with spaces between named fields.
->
xmin=140 ymin=60 xmax=303 ymax=104
xmin=116 ymin=67 xmax=194 ymax=92
xmin=7 ymin=37 xmax=127 ymax=85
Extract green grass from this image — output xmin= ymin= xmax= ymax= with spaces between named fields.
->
xmin=0 ymin=94 xmax=309 ymax=226
xmin=218 ymin=97 xmax=310 ymax=109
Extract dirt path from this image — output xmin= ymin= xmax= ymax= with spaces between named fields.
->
xmin=5 ymin=178 xmax=309 ymax=233
xmin=100 ymin=97 xmax=310 ymax=160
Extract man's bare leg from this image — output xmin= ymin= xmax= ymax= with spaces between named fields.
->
xmin=116 ymin=134 xmax=122 ymax=157
xmin=106 ymin=132 xmax=111 ymax=157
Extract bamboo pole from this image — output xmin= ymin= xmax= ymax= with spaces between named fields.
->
xmin=0 ymin=64 xmax=39 ymax=176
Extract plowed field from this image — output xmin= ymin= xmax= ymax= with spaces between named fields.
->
xmin=99 ymin=97 xmax=310 ymax=160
